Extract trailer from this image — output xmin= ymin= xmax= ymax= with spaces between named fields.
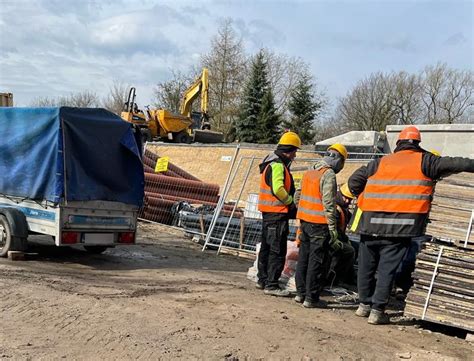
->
xmin=0 ymin=107 xmax=144 ymax=256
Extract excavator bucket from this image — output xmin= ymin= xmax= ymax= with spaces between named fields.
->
xmin=193 ymin=129 xmax=224 ymax=143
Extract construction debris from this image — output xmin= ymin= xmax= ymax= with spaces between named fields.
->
xmin=404 ymin=242 xmax=474 ymax=332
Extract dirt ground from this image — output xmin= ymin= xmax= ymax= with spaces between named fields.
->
xmin=1 ymin=223 xmax=472 ymax=360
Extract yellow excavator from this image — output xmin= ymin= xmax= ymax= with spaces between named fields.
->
xmin=121 ymin=68 xmax=223 ymax=143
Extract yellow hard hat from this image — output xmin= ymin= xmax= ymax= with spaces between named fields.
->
xmin=430 ymin=149 xmax=441 ymax=157
xmin=327 ymin=143 xmax=348 ymax=160
xmin=278 ymin=131 xmax=301 ymax=148
xmin=340 ymin=183 xmax=354 ymax=199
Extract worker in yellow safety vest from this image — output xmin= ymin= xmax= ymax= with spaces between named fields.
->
xmin=294 ymin=143 xmax=348 ymax=308
xmin=346 ymin=125 xmax=474 ymax=325
xmin=256 ymin=131 xmax=301 ymax=297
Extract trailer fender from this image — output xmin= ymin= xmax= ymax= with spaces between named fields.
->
xmin=0 ymin=207 xmax=29 ymax=238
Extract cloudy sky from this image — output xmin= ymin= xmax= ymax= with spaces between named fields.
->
xmin=0 ymin=0 xmax=472 ymax=107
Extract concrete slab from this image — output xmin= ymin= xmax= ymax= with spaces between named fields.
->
xmin=386 ymin=124 xmax=474 ymax=157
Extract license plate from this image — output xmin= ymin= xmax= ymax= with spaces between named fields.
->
xmin=82 ymin=233 xmax=114 ymax=245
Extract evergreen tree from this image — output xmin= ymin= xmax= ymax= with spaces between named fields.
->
xmin=259 ymin=88 xmax=281 ymax=143
xmin=284 ymin=74 xmax=321 ymax=143
xmin=236 ymin=51 xmax=267 ymax=142
xmin=236 ymin=51 xmax=280 ymax=143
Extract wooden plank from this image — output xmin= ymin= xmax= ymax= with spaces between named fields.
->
xmin=219 ymin=246 xmax=256 ymax=260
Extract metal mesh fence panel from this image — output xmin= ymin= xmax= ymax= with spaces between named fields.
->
xmin=200 ymin=150 xmax=325 ymax=255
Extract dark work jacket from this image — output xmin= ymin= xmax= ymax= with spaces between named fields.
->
xmin=259 ymin=150 xmax=295 ymax=221
xmin=347 ymin=142 xmax=474 ymax=238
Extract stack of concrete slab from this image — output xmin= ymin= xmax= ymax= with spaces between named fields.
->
xmin=404 ymin=242 xmax=474 ymax=332
xmin=427 ymin=172 xmax=474 ymax=244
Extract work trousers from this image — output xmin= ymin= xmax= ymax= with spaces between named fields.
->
xmin=295 ymin=221 xmax=330 ymax=302
xmin=257 ymin=218 xmax=289 ymax=289
xmin=395 ymin=237 xmax=425 ymax=293
xmin=357 ymin=235 xmax=410 ymax=311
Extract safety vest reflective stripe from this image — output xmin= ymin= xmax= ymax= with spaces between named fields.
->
xmin=259 ymin=199 xmax=285 ymax=206
xmin=297 ymin=206 xmax=326 ymax=217
xmin=367 ymin=179 xmax=434 ymax=186
xmin=258 ymin=162 xmax=292 ymax=213
xmin=369 ymin=218 xmax=415 ymax=225
xmin=363 ymin=193 xmax=431 ymax=200
xmin=296 ymin=168 xmax=328 ymax=224
xmin=357 ymin=151 xmax=434 ymax=214
xmin=299 ymin=194 xmax=322 ymax=204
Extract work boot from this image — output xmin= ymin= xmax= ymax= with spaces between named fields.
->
xmin=263 ymin=288 xmax=290 ymax=297
xmin=355 ymin=303 xmax=371 ymax=317
xmin=255 ymin=281 xmax=265 ymax=290
xmin=302 ymin=299 xmax=327 ymax=309
xmin=294 ymin=295 xmax=304 ymax=303
xmin=368 ymin=309 xmax=390 ymax=325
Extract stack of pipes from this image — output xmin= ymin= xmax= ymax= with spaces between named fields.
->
xmin=141 ymin=150 xmax=240 ymax=225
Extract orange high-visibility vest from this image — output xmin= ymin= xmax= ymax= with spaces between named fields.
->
xmin=357 ymin=150 xmax=434 ymax=214
xmin=296 ymin=168 xmax=328 ymax=224
xmin=258 ymin=163 xmax=292 ymax=213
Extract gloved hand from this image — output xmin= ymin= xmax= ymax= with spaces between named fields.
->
xmin=329 ymin=229 xmax=343 ymax=252
xmin=288 ymin=202 xmax=298 ymax=219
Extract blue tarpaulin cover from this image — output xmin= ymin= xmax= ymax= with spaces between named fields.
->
xmin=0 ymin=107 xmax=144 ymax=206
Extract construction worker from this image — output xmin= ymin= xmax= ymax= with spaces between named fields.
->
xmin=346 ymin=125 xmax=474 ymax=325
xmin=394 ymin=148 xmax=442 ymax=296
xmin=294 ymin=143 xmax=348 ymax=308
xmin=257 ymin=131 xmax=301 ymax=297
xmin=326 ymin=184 xmax=356 ymax=287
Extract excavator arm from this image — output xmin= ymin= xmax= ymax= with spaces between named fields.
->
xmin=179 ymin=68 xmax=209 ymax=118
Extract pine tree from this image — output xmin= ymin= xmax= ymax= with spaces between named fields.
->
xmin=285 ymin=74 xmax=321 ymax=143
xmin=236 ymin=51 xmax=280 ymax=143
xmin=259 ymin=88 xmax=281 ymax=143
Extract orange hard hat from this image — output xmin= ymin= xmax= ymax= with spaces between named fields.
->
xmin=398 ymin=126 xmax=421 ymax=142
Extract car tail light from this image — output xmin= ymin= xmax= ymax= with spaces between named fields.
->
xmin=118 ymin=232 xmax=135 ymax=244
xmin=62 ymin=232 xmax=79 ymax=244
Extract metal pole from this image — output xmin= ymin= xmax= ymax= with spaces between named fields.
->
xmin=217 ymin=157 xmax=255 ymax=255
xmin=202 ymin=144 xmax=241 ymax=251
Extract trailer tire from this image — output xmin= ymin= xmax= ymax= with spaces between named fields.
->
xmin=0 ymin=215 xmax=27 ymax=257
xmin=84 ymin=246 xmax=108 ymax=254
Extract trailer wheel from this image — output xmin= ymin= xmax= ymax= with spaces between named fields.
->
xmin=0 ymin=215 xmax=27 ymax=257
xmin=84 ymin=246 xmax=108 ymax=254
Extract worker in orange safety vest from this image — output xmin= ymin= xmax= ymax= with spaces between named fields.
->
xmin=346 ymin=125 xmax=474 ymax=325
xmin=256 ymin=131 xmax=301 ymax=297
xmin=294 ymin=143 xmax=348 ymax=308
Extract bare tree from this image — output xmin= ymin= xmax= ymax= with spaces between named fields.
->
xmin=263 ymin=49 xmax=310 ymax=115
xmin=31 ymin=90 xmax=100 ymax=108
xmin=102 ymin=80 xmax=129 ymax=115
xmin=336 ymin=72 xmax=396 ymax=131
xmin=421 ymin=63 xmax=448 ymax=123
xmin=421 ymin=63 xmax=474 ymax=123
xmin=388 ymin=71 xmax=423 ymax=124
xmin=152 ymin=70 xmax=193 ymax=113
xmin=201 ymin=18 xmax=247 ymax=140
